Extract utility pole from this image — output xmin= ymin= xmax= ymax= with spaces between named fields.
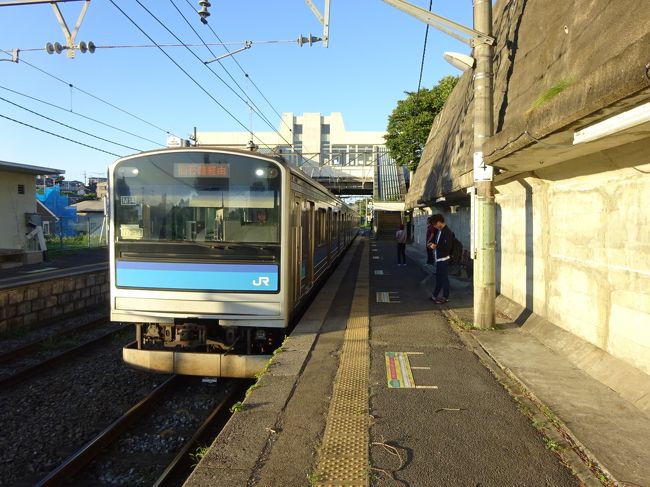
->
xmin=472 ymin=0 xmax=496 ymax=329
xmin=381 ymin=0 xmax=496 ymax=329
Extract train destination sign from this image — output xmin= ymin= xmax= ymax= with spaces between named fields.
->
xmin=174 ymin=163 xmax=230 ymax=178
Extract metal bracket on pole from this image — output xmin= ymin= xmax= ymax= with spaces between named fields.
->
xmin=304 ymin=0 xmax=330 ymax=47
xmin=381 ymin=0 xmax=495 ymax=47
xmin=50 ymin=0 xmax=90 ymax=58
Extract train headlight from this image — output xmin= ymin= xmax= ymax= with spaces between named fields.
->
xmin=255 ymin=168 xmax=265 ymax=177
xmin=117 ymin=167 xmax=139 ymax=177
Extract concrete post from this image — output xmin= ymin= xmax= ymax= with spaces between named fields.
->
xmin=472 ymin=0 xmax=496 ymax=329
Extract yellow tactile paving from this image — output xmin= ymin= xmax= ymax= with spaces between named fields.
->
xmin=316 ymin=244 xmax=369 ymax=487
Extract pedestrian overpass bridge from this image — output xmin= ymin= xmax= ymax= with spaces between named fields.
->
xmin=286 ymin=148 xmax=409 ymax=200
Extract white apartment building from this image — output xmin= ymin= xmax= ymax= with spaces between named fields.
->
xmin=196 ymin=112 xmax=405 ymax=200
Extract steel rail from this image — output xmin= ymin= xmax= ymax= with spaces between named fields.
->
xmin=35 ymin=375 xmax=182 ymax=487
xmin=0 ymin=326 xmax=125 ymax=391
xmin=0 ymin=316 xmax=108 ymax=364
xmin=152 ymin=380 xmax=248 ymax=487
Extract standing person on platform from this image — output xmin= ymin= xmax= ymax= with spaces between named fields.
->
xmin=425 ymin=216 xmax=437 ymax=266
xmin=428 ymin=214 xmax=452 ymax=303
xmin=396 ymin=224 xmax=407 ymax=267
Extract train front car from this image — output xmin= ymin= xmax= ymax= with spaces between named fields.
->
xmin=109 ymin=149 xmax=286 ymax=378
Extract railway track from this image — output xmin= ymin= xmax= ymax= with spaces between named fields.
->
xmin=0 ymin=319 xmax=126 ymax=391
xmin=35 ymin=376 xmax=246 ymax=486
xmin=0 ymin=317 xmax=107 ymax=363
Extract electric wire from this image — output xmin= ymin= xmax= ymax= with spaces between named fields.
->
xmin=168 ymin=0 xmax=281 ymax=140
xmin=0 ymin=84 xmax=165 ymax=147
xmin=133 ymin=0 xmax=284 ymax=145
xmin=124 ymin=0 xmax=312 ymax=166
xmin=0 ymin=112 xmax=122 ymax=157
xmin=0 ymin=48 xmax=176 ymax=137
xmin=108 ymin=0 xmax=274 ymax=152
xmin=0 ymin=95 xmax=143 ymax=151
xmin=9 ymin=40 xmax=297 ymax=52
xmin=187 ymin=0 xmax=294 ymax=137
xmin=414 ymin=0 xmax=433 ymax=111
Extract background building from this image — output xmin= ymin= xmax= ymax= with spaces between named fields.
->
xmin=0 ymin=161 xmax=64 ymax=266
xmin=197 ymin=112 xmax=408 ymax=202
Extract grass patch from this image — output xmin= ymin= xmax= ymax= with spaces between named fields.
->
xmin=306 ymin=470 xmax=321 ymax=485
xmin=448 ymin=314 xmax=476 ymax=330
xmin=189 ymin=445 xmax=209 ymax=467
xmin=544 ymin=438 xmax=563 ymax=452
xmin=229 ymin=401 xmax=243 ymax=413
xmin=528 ymin=78 xmax=574 ymax=113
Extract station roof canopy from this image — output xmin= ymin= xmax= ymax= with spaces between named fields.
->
xmin=0 ymin=160 xmax=64 ymax=175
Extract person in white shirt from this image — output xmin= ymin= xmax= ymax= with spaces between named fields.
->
xmin=395 ymin=224 xmax=407 ymax=266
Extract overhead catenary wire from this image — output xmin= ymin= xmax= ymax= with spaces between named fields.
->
xmin=134 ymin=0 xmax=297 ymax=153
xmin=168 ymin=0 xmax=282 ymax=139
xmin=0 ymin=112 xmax=122 ymax=157
xmin=414 ymin=0 xmax=433 ymax=111
xmin=0 ymin=95 xmax=143 ymax=152
xmin=108 ymin=0 xmax=274 ymax=152
xmin=0 ymin=84 xmax=165 ymax=147
xmin=186 ymin=0 xmax=295 ymax=137
xmin=0 ymin=48 xmax=177 ymax=138
xmin=6 ymin=40 xmax=298 ymax=52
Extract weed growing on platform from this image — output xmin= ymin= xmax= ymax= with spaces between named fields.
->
xmin=245 ymin=383 xmax=256 ymax=398
xmin=449 ymin=314 xmax=476 ymax=330
xmin=306 ymin=470 xmax=321 ymax=485
xmin=229 ymin=401 xmax=243 ymax=413
xmin=544 ymin=438 xmax=563 ymax=452
xmin=189 ymin=445 xmax=209 ymax=467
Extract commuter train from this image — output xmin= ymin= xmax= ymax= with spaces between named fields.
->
xmin=109 ymin=147 xmax=357 ymax=378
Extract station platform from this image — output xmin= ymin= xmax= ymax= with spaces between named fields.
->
xmin=185 ymin=237 xmax=650 ymax=487
xmin=0 ymin=248 xmax=107 ymax=290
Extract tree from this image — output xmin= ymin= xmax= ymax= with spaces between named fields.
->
xmin=384 ymin=75 xmax=459 ymax=172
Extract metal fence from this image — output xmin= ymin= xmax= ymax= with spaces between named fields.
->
xmin=43 ymin=214 xmax=108 ymax=251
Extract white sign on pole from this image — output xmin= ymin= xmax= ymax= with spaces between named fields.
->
xmin=473 ymin=151 xmax=493 ymax=181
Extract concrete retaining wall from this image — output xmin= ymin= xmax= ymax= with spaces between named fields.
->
xmin=496 ymin=157 xmax=650 ymax=375
xmin=0 ymin=270 xmax=109 ymax=334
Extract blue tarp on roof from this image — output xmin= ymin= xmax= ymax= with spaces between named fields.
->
xmin=36 ymin=185 xmax=77 ymax=236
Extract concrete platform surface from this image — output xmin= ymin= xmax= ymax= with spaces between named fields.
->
xmin=184 ymin=239 xmax=650 ymax=486
xmin=406 ymin=243 xmax=650 ymax=487
xmin=0 ymin=247 xmax=107 ymax=289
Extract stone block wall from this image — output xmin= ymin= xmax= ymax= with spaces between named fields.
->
xmin=0 ymin=271 xmax=109 ymax=334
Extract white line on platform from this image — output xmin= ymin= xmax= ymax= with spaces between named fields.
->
xmin=415 ymin=385 xmax=438 ymax=389
xmin=23 ymin=267 xmax=58 ymax=274
xmin=411 ymin=366 xmax=431 ymax=370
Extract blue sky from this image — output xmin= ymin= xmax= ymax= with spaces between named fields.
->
xmin=0 ymin=0 xmax=473 ymax=183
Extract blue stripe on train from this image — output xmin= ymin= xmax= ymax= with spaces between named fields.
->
xmin=116 ymin=261 xmax=279 ymax=292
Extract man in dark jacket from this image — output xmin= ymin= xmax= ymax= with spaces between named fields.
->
xmin=428 ymin=214 xmax=452 ymax=303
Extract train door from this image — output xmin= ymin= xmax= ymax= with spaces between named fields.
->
xmin=301 ymin=201 xmax=314 ymax=293
xmin=326 ymin=208 xmax=332 ymax=264
xmin=292 ymin=198 xmax=302 ymax=303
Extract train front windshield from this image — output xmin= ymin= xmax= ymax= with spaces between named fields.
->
xmin=113 ymin=151 xmax=282 ymax=273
